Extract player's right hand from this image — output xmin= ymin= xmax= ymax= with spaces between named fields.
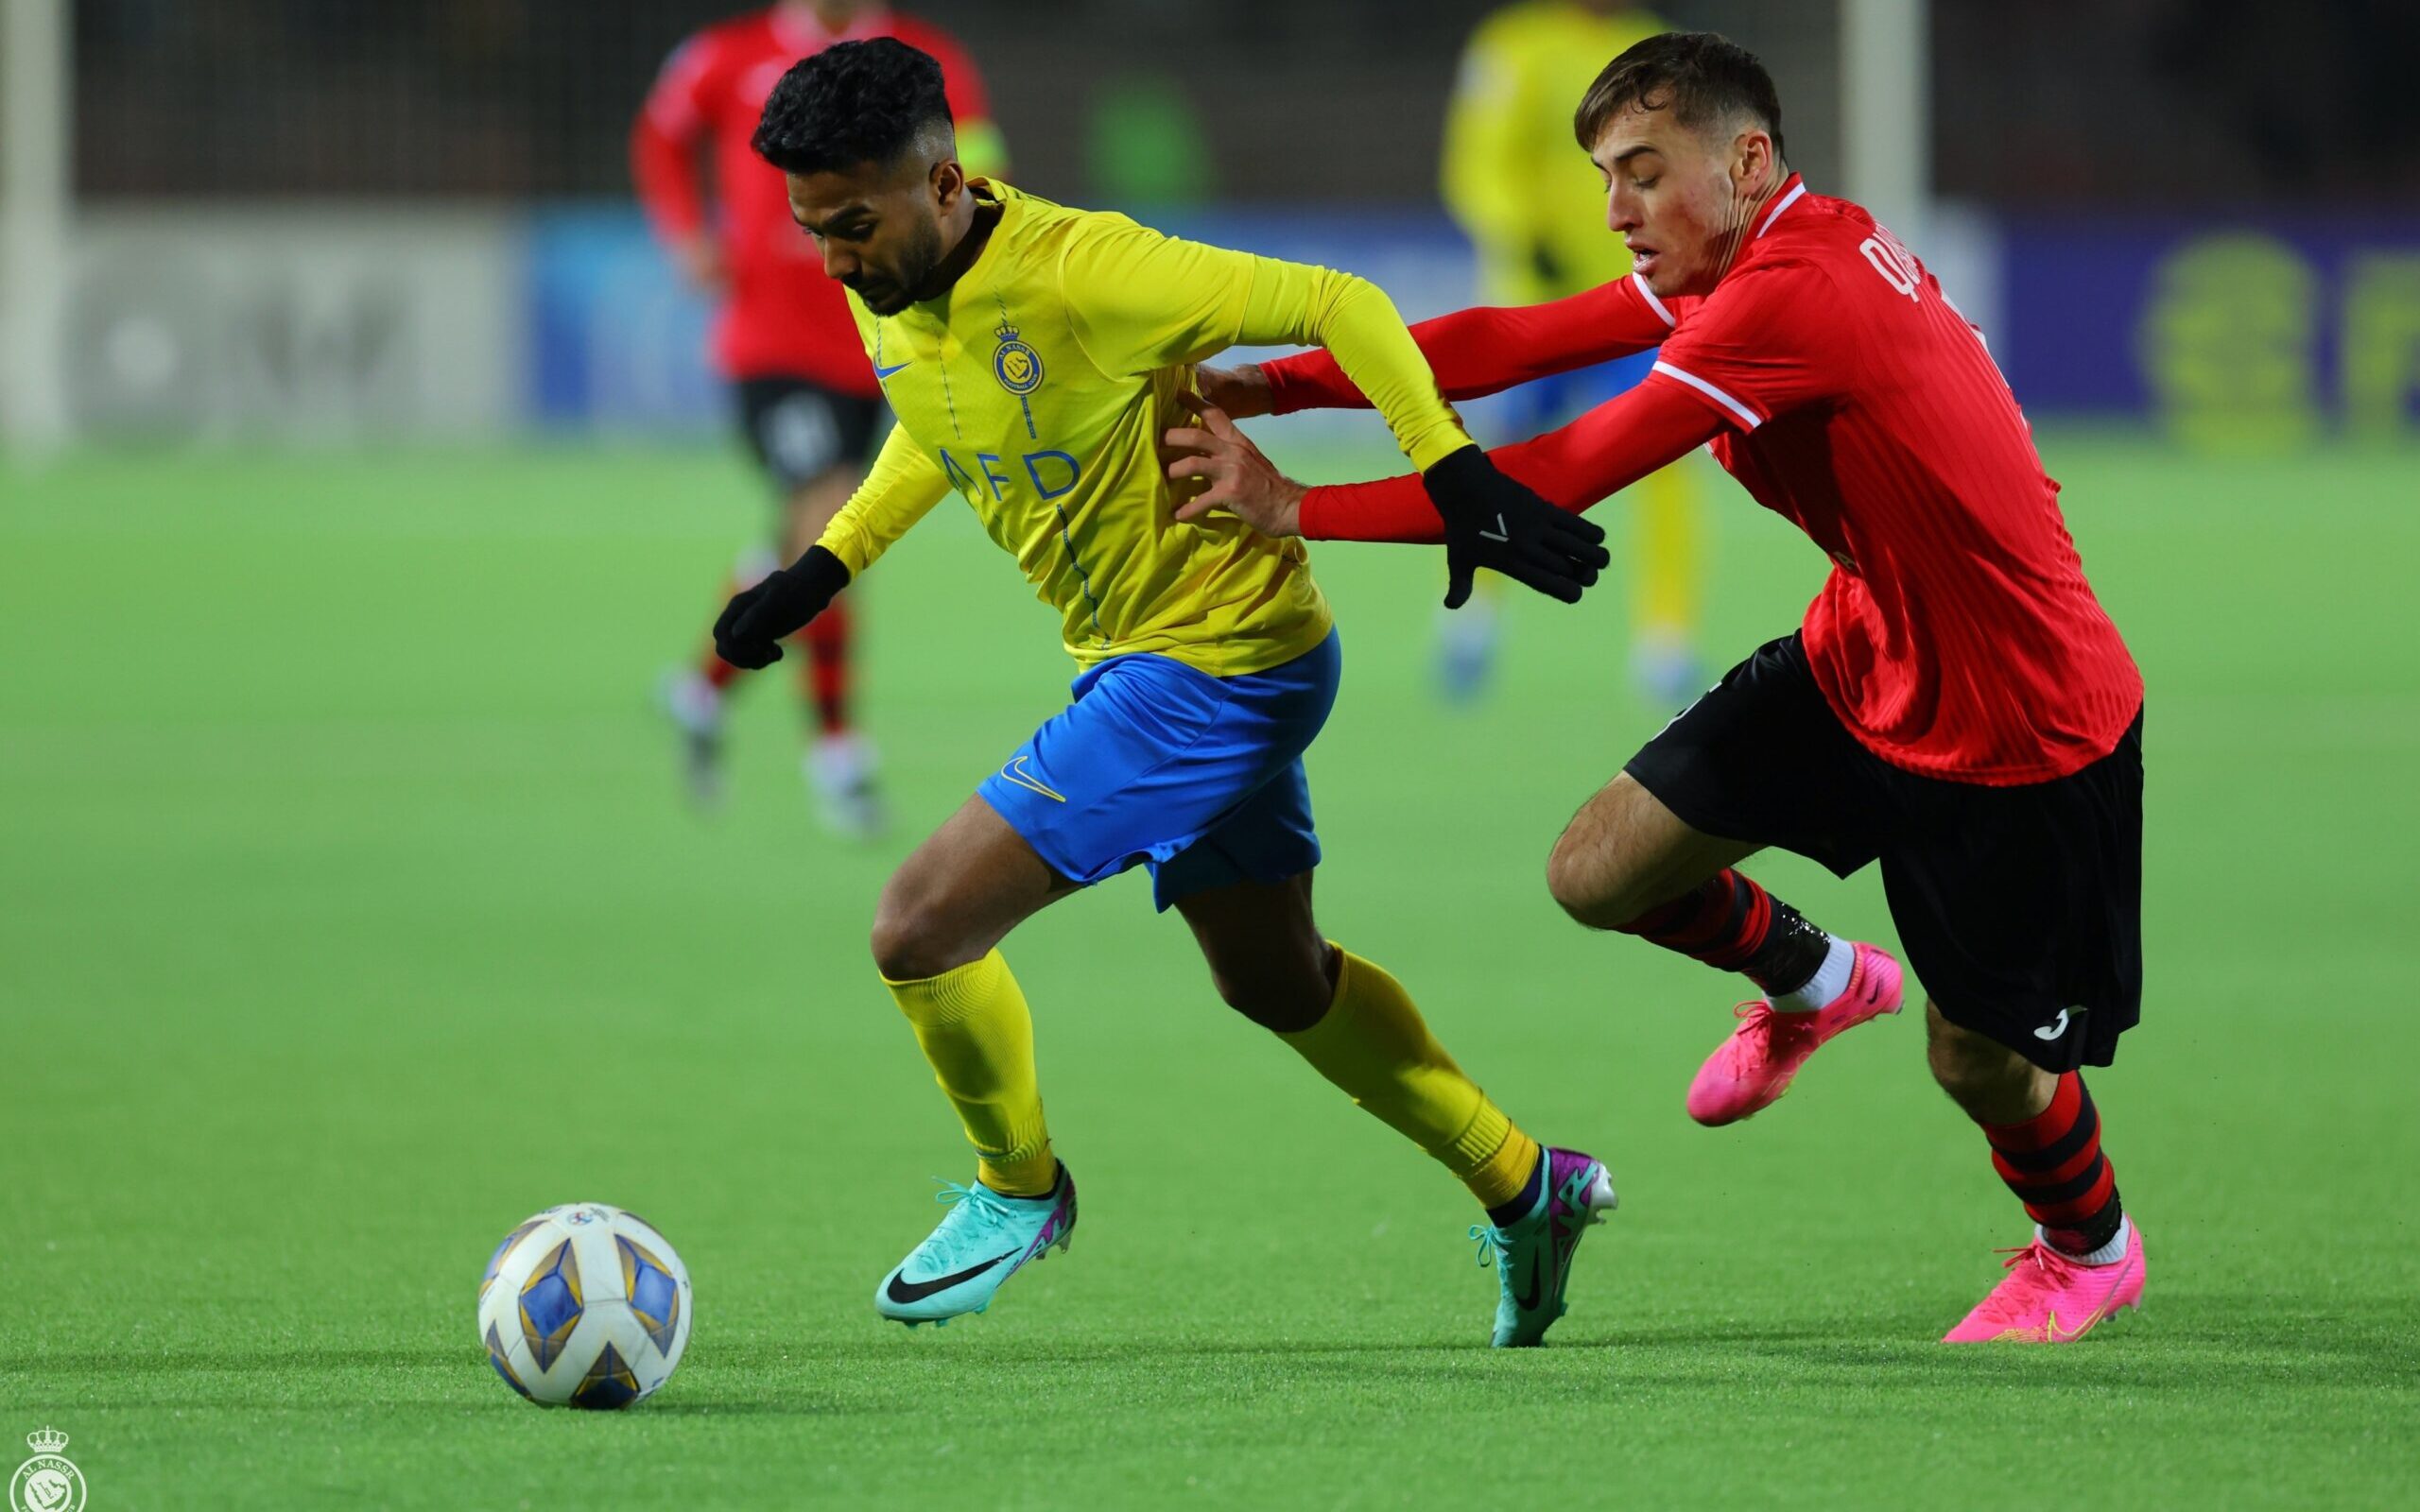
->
xmin=1422 ymin=445 xmax=1609 ymax=608
xmin=1164 ymin=394 xmax=1307 ymax=537
xmin=713 ymin=546 xmax=851 ymax=669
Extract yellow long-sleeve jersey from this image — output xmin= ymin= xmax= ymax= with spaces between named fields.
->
xmin=818 ymin=180 xmax=1472 ymax=678
xmin=1443 ymin=1 xmax=1672 ymax=304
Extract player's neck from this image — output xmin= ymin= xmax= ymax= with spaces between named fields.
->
xmin=1707 ymin=163 xmax=1792 ymax=289
xmin=912 ymin=198 xmax=1004 ymax=304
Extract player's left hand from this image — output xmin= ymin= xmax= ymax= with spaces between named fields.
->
xmin=713 ymin=545 xmax=851 ymax=669
xmin=1190 ymin=362 xmax=1273 ymax=420
xmin=1422 ymin=445 xmax=1611 ymax=608
xmin=1163 ymin=394 xmax=1307 ymax=537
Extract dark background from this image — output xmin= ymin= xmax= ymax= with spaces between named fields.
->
xmin=68 ymin=0 xmax=2420 ymax=205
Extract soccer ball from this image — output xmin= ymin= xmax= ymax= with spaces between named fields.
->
xmin=476 ymin=1203 xmax=692 ymax=1408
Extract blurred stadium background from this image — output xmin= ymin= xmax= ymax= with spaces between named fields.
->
xmin=6 ymin=3 xmax=2417 ymax=1507
xmin=10 ymin=0 xmax=2419 ymax=448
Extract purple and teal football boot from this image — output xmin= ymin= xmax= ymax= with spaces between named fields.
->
xmin=1469 ymin=1147 xmax=1618 ymax=1348
xmin=874 ymin=1165 xmax=1077 ymax=1328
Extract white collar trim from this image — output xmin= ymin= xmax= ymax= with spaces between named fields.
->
xmin=1754 ymin=180 xmax=1808 ymax=240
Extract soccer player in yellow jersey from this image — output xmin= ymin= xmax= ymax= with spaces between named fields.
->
xmin=1441 ymin=0 xmax=1705 ymax=703
xmin=710 ymin=39 xmax=1616 ymax=1344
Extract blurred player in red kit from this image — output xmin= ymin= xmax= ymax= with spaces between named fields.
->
xmin=1173 ymin=32 xmax=2149 ymax=1344
xmin=634 ymin=1 xmax=1004 ymax=833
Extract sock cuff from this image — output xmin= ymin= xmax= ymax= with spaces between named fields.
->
xmin=1982 ymin=1071 xmax=2088 ymax=1153
xmin=1278 ymin=941 xmax=1367 ymax=1048
xmin=2040 ymin=1213 xmax=2131 ymax=1266
xmin=1442 ymin=1097 xmax=1514 ymax=1172
xmin=977 ymin=1143 xmax=1058 ymax=1196
xmin=885 ymin=949 xmax=1013 ymax=1027
xmin=1769 ymin=933 xmax=1854 ymax=1010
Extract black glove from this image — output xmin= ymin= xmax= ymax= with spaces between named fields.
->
xmin=713 ymin=545 xmax=851 ymax=669
xmin=1422 ymin=444 xmax=1610 ymax=608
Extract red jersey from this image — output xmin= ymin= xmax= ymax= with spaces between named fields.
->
xmin=1270 ymin=176 xmax=2141 ymax=785
xmin=631 ymin=6 xmax=999 ymax=394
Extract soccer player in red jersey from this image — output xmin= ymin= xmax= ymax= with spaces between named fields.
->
xmin=1168 ymin=32 xmax=2148 ymax=1344
xmin=633 ymin=1 xmax=1004 ymax=833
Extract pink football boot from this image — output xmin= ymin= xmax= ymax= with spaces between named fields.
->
xmin=1943 ymin=1223 xmax=2145 ymax=1343
xmin=1685 ymin=942 xmax=1903 ymax=1125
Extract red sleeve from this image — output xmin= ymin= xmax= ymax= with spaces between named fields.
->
xmin=1641 ymin=260 xmax=1843 ymax=431
xmin=1263 ymin=273 xmax=1681 ymax=414
xmin=1298 ymin=380 xmax=1722 ymax=544
xmin=631 ymin=35 xmax=717 ymax=243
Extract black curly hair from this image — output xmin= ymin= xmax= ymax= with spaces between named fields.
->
xmin=752 ymin=37 xmax=956 ymax=177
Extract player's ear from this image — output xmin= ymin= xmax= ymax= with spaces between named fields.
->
xmin=930 ymin=155 xmax=965 ymax=211
xmin=1729 ymin=131 xmax=1760 ymax=192
xmin=1743 ymin=129 xmax=1776 ymax=190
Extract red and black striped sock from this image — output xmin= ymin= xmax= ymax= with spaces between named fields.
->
xmin=1979 ymin=1072 xmax=2125 ymax=1257
xmin=797 ymin=592 xmax=854 ymax=736
xmin=1616 ymin=868 xmax=1834 ymax=995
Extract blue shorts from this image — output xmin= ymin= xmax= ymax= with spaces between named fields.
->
xmin=977 ymin=630 xmax=1340 ymax=911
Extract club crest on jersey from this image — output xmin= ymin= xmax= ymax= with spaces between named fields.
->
xmin=992 ymin=318 xmax=1045 ymax=396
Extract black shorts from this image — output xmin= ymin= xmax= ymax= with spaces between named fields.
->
xmin=734 ymin=377 xmax=886 ymax=495
xmin=1625 ymin=633 xmax=2144 ymax=1072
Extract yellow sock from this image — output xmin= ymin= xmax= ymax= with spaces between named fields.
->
xmin=1279 ymin=945 xmax=1541 ymax=1210
xmin=884 ymin=949 xmax=1058 ymax=1196
xmin=1634 ymin=459 xmax=1702 ymax=639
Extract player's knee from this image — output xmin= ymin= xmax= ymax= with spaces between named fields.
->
xmin=1926 ymin=1036 xmax=1991 ymax=1106
xmin=868 ymin=881 xmax=967 ymax=982
xmin=866 ymin=910 xmax=933 ymax=982
xmin=1544 ymin=833 xmax=1597 ymax=919
xmin=1926 ymin=1008 xmax=2031 ymax=1114
xmin=1546 ymin=832 xmax=1643 ymax=928
xmin=1203 ymin=946 xmax=1330 ymax=1035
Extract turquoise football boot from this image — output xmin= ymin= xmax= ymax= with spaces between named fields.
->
xmin=1469 ymin=1146 xmax=1618 ymax=1347
xmin=874 ymin=1165 xmax=1077 ymax=1327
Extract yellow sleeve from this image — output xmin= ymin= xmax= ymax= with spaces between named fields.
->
xmin=1440 ymin=16 xmax=1534 ymax=264
xmin=814 ymin=424 xmax=951 ymax=576
xmin=1060 ymin=225 xmax=1472 ymax=472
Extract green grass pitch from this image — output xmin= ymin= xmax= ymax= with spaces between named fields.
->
xmin=4 ymin=431 xmax=2416 ymax=1507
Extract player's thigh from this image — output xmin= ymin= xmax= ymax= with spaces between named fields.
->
xmin=1568 ymin=632 xmax=1885 ymax=927
xmin=871 ymin=794 xmax=1080 ymax=979
xmin=1173 ymin=870 xmax=1331 ymax=1032
xmin=1547 ymin=771 xmax=1759 ymax=927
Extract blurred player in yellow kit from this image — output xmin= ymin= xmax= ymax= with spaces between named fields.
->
xmin=1440 ymin=0 xmax=1705 ymax=703
xmin=711 ymin=39 xmax=1620 ymax=1344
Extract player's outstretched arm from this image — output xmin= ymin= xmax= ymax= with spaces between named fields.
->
xmin=1063 ymin=227 xmax=1465 ymax=467
xmin=1241 ymin=277 xmax=1680 ymax=416
xmin=1167 ymin=393 xmax=1623 ymax=609
xmin=715 ymin=429 xmax=949 ymax=668
xmin=1066 ymin=226 xmax=1608 ymax=603
xmin=1296 ymin=381 xmax=1724 ymax=544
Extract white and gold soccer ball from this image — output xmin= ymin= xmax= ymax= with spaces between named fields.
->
xmin=476 ymin=1203 xmax=692 ymax=1408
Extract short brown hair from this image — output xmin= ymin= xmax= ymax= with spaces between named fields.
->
xmin=1573 ymin=31 xmax=1786 ymax=161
